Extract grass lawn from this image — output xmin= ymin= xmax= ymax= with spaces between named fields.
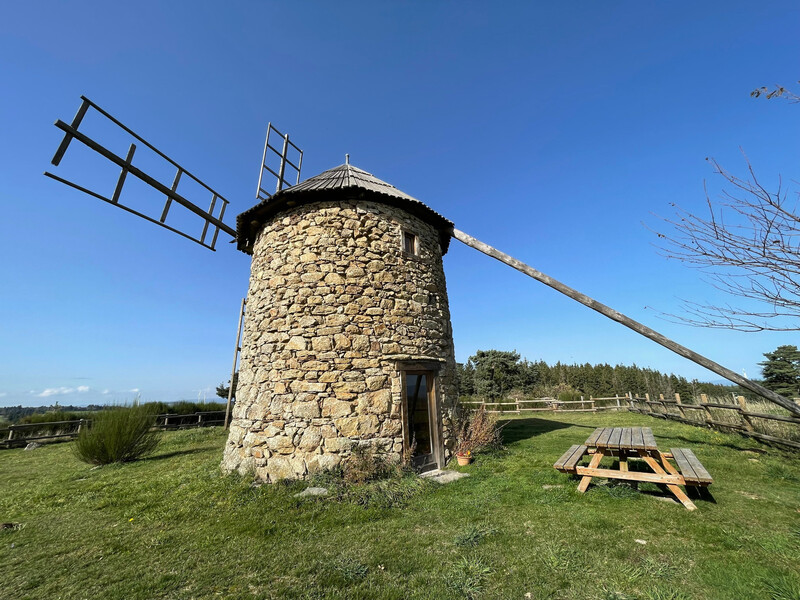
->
xmin=1 ymin=411 xmax=799 ymax=599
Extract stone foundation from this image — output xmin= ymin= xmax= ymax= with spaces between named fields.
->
xmin=221 ymin=199 xmax=456 ymax=482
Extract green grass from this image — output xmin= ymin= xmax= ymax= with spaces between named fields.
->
xmin=1 ymin=412 xmax=799 ymax=599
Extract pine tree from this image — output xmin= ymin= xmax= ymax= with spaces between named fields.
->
xmin=469 ymin=350 xmax=520 ymax=399
xmin=215 ymin=372 xmax=238 ymax=400
xmin=759 ymin=345 xmax=800 ymax=398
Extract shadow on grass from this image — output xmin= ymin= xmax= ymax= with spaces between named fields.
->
xmin=498 ymin=417 xmax=594 ymax=444
xmin=577 ymin=458 xmax=719 ymax=507
xmin=687 ymin=485 xmax=717 ymax=503
xmin=146 ymin=445 xmax=220 ymax=461
xmin=659 ymin=432 xmax=764 ymax=453
xmin=647 ymin=418 xmax=781 ymax=453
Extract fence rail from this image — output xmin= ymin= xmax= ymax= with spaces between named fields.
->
xmin=1 ymin=411 xmax=226 ymax=448
xmin=461 ymin=392 xmax=800 ymax=450
xmin=460 ymin=394 xmax=629 ymax=414
xmin=625 ymin=392 xmax=800 ymax=450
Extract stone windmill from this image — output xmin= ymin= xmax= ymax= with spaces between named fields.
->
xmin=45 ymin=97 xmax=800 ymax=481
xmin=226 ymin=162 xmax=458 ymax=478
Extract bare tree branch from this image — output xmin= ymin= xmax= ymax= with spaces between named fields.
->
xmin=751 ymin=82 xmax=800 ymax=103
xmin=655 ymin=152 xmax=800 ymax=332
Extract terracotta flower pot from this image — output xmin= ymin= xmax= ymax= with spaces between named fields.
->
xmin=456 ymin=454 xmax=473 ymax=466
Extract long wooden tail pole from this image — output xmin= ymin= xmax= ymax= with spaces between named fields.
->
xmin=452 ymin=228 xmax=800 ymax=416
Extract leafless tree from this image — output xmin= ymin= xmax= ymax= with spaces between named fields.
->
xmin=657 ymin=155 xmax=800 ymax=331
xmin=656 ymin=82 xmax=799 ymax=332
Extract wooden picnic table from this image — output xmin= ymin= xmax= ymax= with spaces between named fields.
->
xmin=553 ymin=427 xmax=713 ymax=511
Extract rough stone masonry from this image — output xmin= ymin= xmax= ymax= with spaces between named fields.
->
xmin=222 ymin=182 xmax=457 ymax=482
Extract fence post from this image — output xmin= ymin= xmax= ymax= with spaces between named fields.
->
xmin=77 ymin=419 xmax=84 ymax=434
xmin=674 ymin=393 xmax=686 ymax=420
xmin=590 ymin=397 xmax=596 ymax=412
xmin=737 ymin=395 xmax=754 ymax=432
xmin=644 ymin=393 xmax=651 ymax=415
xmin=6 ymin=425 xmax=13 ymax=444
xmin=615 ymin=394 xmax=621 ymax=411
xmin=197 ymin=413 xmax=203 ymax=426
xmin=700 ymin=394 xmax=713 ymax=426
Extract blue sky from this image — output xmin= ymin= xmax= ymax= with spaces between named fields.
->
xmin=1 ymin=1 xmax=798 ymax=407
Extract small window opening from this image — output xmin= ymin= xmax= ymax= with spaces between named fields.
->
xmin=402 ymin=231 xmax=418 ymax=255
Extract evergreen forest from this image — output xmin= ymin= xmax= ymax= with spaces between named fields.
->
xmin=455 ymin=350 xmax=745 ymax=402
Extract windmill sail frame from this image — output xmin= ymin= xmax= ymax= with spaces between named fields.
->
xmin=45 ymin=96 xmax=236 ymax=251
xmin=255 ymin=122 xmax=303 ymax=202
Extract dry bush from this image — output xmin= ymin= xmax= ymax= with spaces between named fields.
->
xmin=453 ymin=405 xmax=504 ymax=456
xmin=342 ymin=444 xmax=403 ymax=484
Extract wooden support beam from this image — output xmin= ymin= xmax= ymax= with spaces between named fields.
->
xmin=452 ymin=228 xmax=800 ymax=416
xmin=577 ymin=450 xmax=605 ymax=493
xmin=737 ymin=396 xmax=755 ymax=432
xmin=574 ymin=466 xmax=684 ymax=485
xmin=674 ymin=393 xmax=687 ymax=419
xmin=700 ymin=394 xmax=713 ymax=426
xmin=637 ymin=450 xmax=697 ymax=510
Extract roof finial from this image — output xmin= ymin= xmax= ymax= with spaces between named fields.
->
xmin=345 ymin=153 xmax=350 ymax=165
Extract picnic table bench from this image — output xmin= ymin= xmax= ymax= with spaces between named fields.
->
xmin=553 ymin=427 xmax=713 ymax=510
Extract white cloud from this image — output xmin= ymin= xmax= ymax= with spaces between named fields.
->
xmin=102 ymin=389 xmax=110 ymax=395
xmin=36 ymin=386 xmax=91 ymax=398
xmin=38 ymin=387 xmax=70 ymax=397
xmin=129 ymin=388 xmax=140 ymax=393
xmin=0 ymin=392 xmax=6 ymax=398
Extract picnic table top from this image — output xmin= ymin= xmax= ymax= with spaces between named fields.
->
xmin=584 ymin=427 xmax=658 ymax=452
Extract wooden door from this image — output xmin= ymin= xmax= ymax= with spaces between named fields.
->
xmin=402 ymin=370 xmax=442 ymax=470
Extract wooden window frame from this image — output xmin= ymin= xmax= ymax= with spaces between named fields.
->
xmin=401 ymin=229 xmax=419 ymax=257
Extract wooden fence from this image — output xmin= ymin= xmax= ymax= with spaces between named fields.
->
xmin=627 ymin=393 xmax=800 ymax=450
xmin=460 ymin=394 xmax=631 ymax=414
xmin=1 ymin=410 xmax=226 ymax=449
xmin=461 ymin=392 xmax=800 ymax=450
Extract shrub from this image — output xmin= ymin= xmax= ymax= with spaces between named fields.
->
xmin=73 ymin=404 xmax=161 ymax=465
xmin=19 ymin=410 xmax=84 ymax=436
xmin=342 ymin=444 xmax=402 ymax=484
xmin=168 ymin=400 xmax=226 ymax=415
xmin=141 ymin=400 xmax=227 ymax=428
xmin=453 ymin=405 xmax=504 ymax=456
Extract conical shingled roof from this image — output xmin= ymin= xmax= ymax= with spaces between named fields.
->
xmin=236 ymin=163 xmax=454 ymax=254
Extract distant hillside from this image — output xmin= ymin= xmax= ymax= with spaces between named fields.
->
xmin=0 ymin=400 xmax=227 ymax=424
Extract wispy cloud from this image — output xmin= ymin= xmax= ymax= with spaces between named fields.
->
xmin=36 ymin=386 xmax=91 ymax=398
xmin=0 ymin=392 xmax=6 ymax=398
xmin=129 ymin=388 xmax=140 ymax=393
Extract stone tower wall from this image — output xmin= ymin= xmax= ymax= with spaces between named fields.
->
xmin=222 ymin=198 xmax=456 ymax=482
